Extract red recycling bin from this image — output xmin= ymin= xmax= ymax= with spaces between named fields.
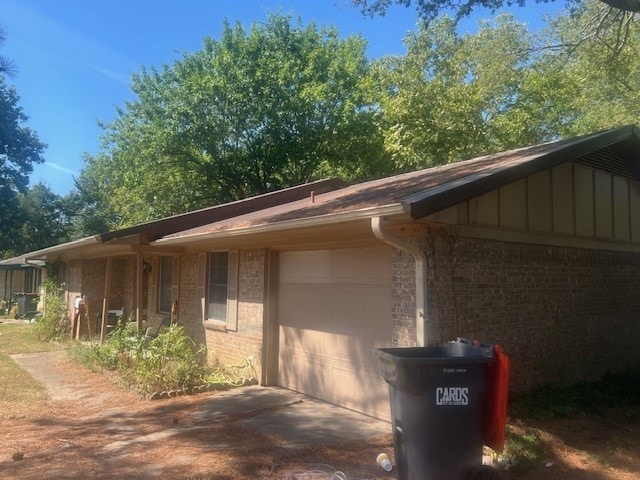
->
xmin=484 ymin=344 xmax=510 ymax=453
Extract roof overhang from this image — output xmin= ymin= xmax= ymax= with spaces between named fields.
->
xmin=100 ymin=178 xmax=346 ymax=243
xmin=402 ymin=125 xmax=640 ymax=219
xmin=153 ymin=203 xmax=408 ymax=251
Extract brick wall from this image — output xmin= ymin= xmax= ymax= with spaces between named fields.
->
xmin=111 ymin=258 xmax=137 ymax=319
xmin=63 ymin=259 xmax=107 ymax=338
xmin=392 ymin=247 xmax=418 ymax=347
xmin=177 ymin=253 xmax=201 ymax=341
xmin=421 ymin=233 xmax=640 ymax=393
xmin=173 ymin=250 xmax=265 ymax=380
xmin=203 ymin=249 xmax=265 ymax=378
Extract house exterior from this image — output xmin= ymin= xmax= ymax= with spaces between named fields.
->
xmin=0 ymin=264 xmax=42 ymax=315
xmin=3 ymin=125 xmax=640 ymax=420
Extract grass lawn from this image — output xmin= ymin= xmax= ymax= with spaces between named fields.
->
xmin=0 ymin=321 xmax=66 ymax=419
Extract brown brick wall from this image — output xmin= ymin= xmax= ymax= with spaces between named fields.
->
xmin=176 ymin=253 xmax=202 ymax=342
xmin=170 ymin=250 xmax=265 ymax=380
xmin=108 ymin=258 xmax=136 ymax=320
xmin=391 ymin=247 xmax=419 ymax=347
xmin=421 ymin=233 xmax=640 ymax=393
xmin=203 ymin=249 xmax=265 ymax=377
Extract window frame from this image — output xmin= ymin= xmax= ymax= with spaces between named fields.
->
xmin=157 ymin=255 xmax=173 ymax=314
xmin=200 ymin=250 xmax=239 ymax=331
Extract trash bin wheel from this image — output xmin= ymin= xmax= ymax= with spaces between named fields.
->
xmin=466 ymin=465 xmax=501 ymax=480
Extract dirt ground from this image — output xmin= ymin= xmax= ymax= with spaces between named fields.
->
xmin=1 ymin=353 xmax=639 ymax=480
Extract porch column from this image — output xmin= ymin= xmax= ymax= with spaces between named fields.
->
xmin=135 ymin=253 xmax=144 ymax=332
xmin=100 ymin=258 xmax=113 ymax=343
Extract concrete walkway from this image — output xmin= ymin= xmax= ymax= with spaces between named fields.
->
xmin=11 ymin=351 xmax=390 ymax=449
xmin=194 ymin=385 xmax=390 ymax=448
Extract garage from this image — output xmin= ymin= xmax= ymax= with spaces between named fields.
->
xmin=278 ymin=247 xmax=393 ymax=420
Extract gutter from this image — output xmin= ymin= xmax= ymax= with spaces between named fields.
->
xmin=153 ymin=204 xmax=406 ymax=246
xmin=371 ymin=216 xmax=428 ymax=347
xmin=0 ymin=235 xmax=102 ymax=266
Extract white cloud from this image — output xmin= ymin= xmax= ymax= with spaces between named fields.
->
xmin=44 ymin=162 xmax=79 ymax=177
xmin=5 ymin=0 xmax=137 ymax=86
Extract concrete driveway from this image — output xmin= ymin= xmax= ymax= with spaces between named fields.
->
xmin=12 ymin=351 xmax=390 ymax=449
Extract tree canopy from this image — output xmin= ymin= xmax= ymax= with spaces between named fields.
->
xmin=66 ymin=2 xmax=640 ymax=237
xmin=351 ymin=0 xmax=640 ymax=22
xmin=0 ymin=28 xmax=48 ymax=257
xmin=82 ymin=14 xmax=388 ymax=227
xmin=373 ymin=15 xmax=546 ymax=170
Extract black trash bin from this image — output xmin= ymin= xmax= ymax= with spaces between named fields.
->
xmin=375 ymin=343 xmax=495 ymax=480
xmin=13 ymin=292 xmax=39 ymax=319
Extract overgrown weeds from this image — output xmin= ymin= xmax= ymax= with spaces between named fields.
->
xmin=501 ymin=368 xmax=640 ymax=474
xmin=33 ymin=279 xmax=70 ymax=342
xmin=70 ymin=322 xmax=255 ymax=397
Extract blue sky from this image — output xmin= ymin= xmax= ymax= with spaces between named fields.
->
xmin=3 ymin=0 xmax=561 ymax=196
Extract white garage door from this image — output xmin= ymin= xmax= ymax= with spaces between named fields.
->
xmin=278 ymin=247 xmax=393 ymax=420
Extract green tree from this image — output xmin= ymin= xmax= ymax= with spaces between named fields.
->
xmin=0 ymin=27 xmax=17 ymax=78
xmin=15 ymin=184 xmax=74 ymax=253
xmin=351 ymin=0 xmax=640 ymax=22
xmin=83 ymin=14 xmax=387 ymax=227
xmin=65 ymin=165 xmax=119 ymax=237
xmin=0 ymin=30 xmax=46 ymax=258
xmin=537 ymin=0 xmax=640 ymax=135
xmin=374 ymin=14 xmax=555 ymax=170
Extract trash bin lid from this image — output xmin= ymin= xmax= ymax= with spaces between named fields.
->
xmin=375 ymin=343 xmax=493 ymax=366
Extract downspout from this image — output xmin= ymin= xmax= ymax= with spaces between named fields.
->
xmin=371 ymin=216 xmax=428 ymax=347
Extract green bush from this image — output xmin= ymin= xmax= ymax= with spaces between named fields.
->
xmin=119 ymin=324 xmax=206 ymax=395
xmin=33 ymin=279 xmax=70 ymax=342
xmin=70 ymin=323 xmax=235 ymax=396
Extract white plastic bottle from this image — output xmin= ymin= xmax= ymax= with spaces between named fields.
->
xmin=376 ymin=453 xmax=393 ymax=472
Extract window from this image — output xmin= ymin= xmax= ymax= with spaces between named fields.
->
xmin=207 ymin=252 xmax=229 ymax=321
xmin=158 ymin=256 xmax=173 ymax=313
xmin=199 ymin=250 xmax=238 ymax=330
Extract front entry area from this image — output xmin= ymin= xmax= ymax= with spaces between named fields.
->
xmin=277 ymin=247 xmax=393 ymax=420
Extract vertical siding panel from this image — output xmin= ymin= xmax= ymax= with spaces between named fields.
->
xmin=594 ymin=170 xmax=613 ymax=238
xmin=499 ymin=179 xmax=527 ymax=229
xmin=552 ymin=164 xmax=575 ymax=235
xmin=575 ymin=165 xmax=595 ymax=237
xmin=630 ymin=181 xmax=640 ymax=242
xmin=613 ymin=176 xmax=630 ymax=241
xmin=527 ymin=171 xmax=552 ymax=232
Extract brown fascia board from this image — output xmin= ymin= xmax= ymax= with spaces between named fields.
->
xmin=403 ymin=125 xmax=640 ymax=220
xmin=100 ymin=178 xmax=347 ymax=244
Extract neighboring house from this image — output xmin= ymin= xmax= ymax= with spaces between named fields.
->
xmin=3 ymin=125 xmax=640 ymax=420
xmin=0 ymin=263 xmax=43 ymax=314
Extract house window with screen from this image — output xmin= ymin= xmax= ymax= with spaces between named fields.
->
xmin=208 ymin=252 xmax=229 ymax=321
xmin=158 ymin=256 xmax=173 ymax=313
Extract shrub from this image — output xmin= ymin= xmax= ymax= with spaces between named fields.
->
xmin=119 ymin=324 xmax=206 ymax=395
xmin=71 ymin=322 xmax=256 ymax=397
xmin=33 ymin=279 xmax=70 ymax=342
xmin=71 ymin=323 xmax=214 ymax=396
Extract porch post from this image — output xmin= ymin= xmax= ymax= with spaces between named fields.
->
xmin=100 ymin=258 xmax=113 ymax=343
xmin=136 ymin=253 xmax=143 ymax=332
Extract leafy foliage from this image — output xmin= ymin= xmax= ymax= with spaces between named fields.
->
xmin=33 ymin=279 xmax=70 ymax=342
xmin=374 ymin=15 xmax=553 ymax=171
xmin=350 ymin=0 xmax=640 ymax=22
xmin=0 ymin=78 xmax=47 ymax=255
xmin=538 ymin=1 xmax=640 ymax=136
xmin=70 ymin=322 xmax=254 ymax=396
xmin=82 ymin=14 xmax=387 ymax=227
xmin=7 ymin=4 xmax=640 ymax=243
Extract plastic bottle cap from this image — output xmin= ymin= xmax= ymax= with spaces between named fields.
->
xmin=376 ymin=453 xmax=393 ymax=472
